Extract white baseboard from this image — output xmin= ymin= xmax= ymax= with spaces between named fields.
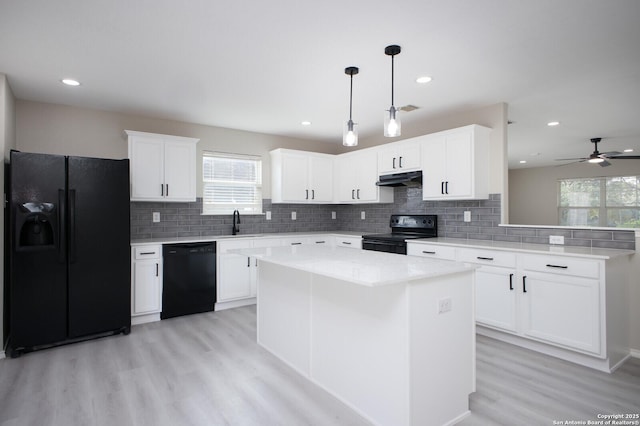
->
xmin=215 ymin=298 xmax=256 ymax=311
xmin=630 ymin=348 xmax=640 ymax=359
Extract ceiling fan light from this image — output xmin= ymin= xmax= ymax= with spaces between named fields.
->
xmin=588 ymin=157 xmax=604 ymax=163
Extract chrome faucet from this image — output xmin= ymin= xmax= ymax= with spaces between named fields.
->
xmin=232 ymin=209 xmax=241 ymax=235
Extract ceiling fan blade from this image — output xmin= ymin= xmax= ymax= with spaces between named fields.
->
xmin=600 ymin=151 xmax=622 ymax=156
xmin=608 ymin=155 xmax=640 ymax=159
xmin=554 ymin=157 xmax=588 ymax=161
xmin=599 ymin=160 xmax=611 ymax=167
xmin=555 ymin=159 xmax=587 ymax=167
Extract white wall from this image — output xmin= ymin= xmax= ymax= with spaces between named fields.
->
xmin=509 ymin=160 xmax=640 ymax=226
xmin=15 ymin=100 xmax=343 ymax=199
xmin=1 ymin=74 xmax=17 ymax=352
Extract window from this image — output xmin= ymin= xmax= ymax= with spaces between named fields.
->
xmin=558 ymin=176 xmax=640 ymax=228
xmin=202 ymin=152 xmax=263 ymax=215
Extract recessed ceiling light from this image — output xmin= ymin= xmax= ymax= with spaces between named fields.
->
xmin=519 ymin=160 xmax=527 ymax=164
xmin=624 ymin=148 xmax=634 ymax=153
xmin=301 ymin=121 xmax=311 ymax=126
xmin=61 ymin=79 xmax=80 ymax=86
xmin=416 ymin=76 xmax=432 ymax=84
xmin=547 ymin=121 xmax=560 ymax=127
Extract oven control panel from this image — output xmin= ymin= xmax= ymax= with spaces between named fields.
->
xmin=390 ymin=214 xmax=437 ymax=230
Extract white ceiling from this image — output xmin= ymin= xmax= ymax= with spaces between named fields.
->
xmin=1 ymin=0 xmax=639 ymax=169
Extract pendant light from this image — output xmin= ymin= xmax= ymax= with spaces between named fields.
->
xmin=384 ymin=45 xmax=401 ymax=137
xmin=343 ymin=66 xmax=359 ymax=147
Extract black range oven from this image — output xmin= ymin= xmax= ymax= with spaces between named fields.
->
xmin=362 ymin=214 xmax=437 ymax=255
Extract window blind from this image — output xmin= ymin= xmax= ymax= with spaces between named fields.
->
xmin=202 ymin=152 xmax=263 ymax=215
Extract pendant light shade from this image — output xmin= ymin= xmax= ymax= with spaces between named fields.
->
xmin=384 ymin=45 xmax=401 ymax=137
xmin=343 ymin=66 xmax=359 ymax=147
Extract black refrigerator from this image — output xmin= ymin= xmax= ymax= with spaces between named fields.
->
xmin=5 ymin=151 xmax=131 ymax=357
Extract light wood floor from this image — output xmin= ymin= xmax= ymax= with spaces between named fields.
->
xmin=1 ymin=305 xmax=638 ymax=426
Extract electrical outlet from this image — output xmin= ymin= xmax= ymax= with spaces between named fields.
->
xmin=438 ymin=298 xmax=452 ymax=314
xmin=332 ymin=211 xmax=336 ymax=220
xmin=463 ymin=211 xmax=471 ymax=222
xmin=266 ymin=211 xmax=271 ymax=220
xmin=361 ymin=211 xmax=366 ymax=220
xmin=549 ymin=235 xmax=564 ymax=245
xmin=152 ymin=212 xmax=160 ymax=223
xmin=291 ymin=211 xmax=297 ymax=220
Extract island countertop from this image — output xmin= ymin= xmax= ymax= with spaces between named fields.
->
xmin=233 ymin=244 xmax=476 ymax=287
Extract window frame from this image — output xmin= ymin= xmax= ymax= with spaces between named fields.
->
xmin=202 ymin=151 xmax=263 ymax=216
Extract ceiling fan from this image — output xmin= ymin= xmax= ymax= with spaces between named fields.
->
xmin=555 ymin=138 xmax=640 ymax=167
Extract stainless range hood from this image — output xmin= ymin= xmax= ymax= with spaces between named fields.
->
xmin=375 ymin=170 xmax=422 ymax=187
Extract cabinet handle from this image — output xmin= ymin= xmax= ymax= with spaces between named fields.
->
xmin=445 ymin=181 xmax=449 ymax=194
xmin=140 ymin=251 xmax=156 ymax=255
xmin=356 ymin=189 xmax=360 ymax=199
xmin=477 ymin=256 xmax=494 ymax=261
xmin=312 ymin=189 xmax=315 ymax=200
xmin=523 ymin=275 xmax=527 ymax=293
xmin=342 ymin=241 xmax=352 ymax=245
xmin=156 ymin=263 xmax=159 ymax=277
xmin=509 ymin=273 xmax=514 ymax=290
xmin=247 ymin=257 xmax=250 ymax=267
xmin=166 ymin=184 xmax=169 ymax=197
xmin=422 ymin=250 xmax=436 ymax=254
xmin=399 ymin=156 xmax=403 ymax=168
xmin=255 ymin=258 xmax=258 ymax=267
xmin=352 ymin=189 xmax=355 ymax=199
xmin=392 ymin=157 xmax=396 ymax=169
xmin=291 ymin=242 xmax=302 ymax=245
xmin=305 ymin=189 xmax=309 ymax=200
xmin=161 ymin=184 xmax=164 ymax=196
xmin=315 ymin=241 xmax=326 ymax=244
xmin=441 ymin=182 xmax=445 ymax=195
xmin=545 ymin=264 xmax=568 ymax=269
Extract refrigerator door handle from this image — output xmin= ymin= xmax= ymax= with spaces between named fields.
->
xmin=69 ymin=189 xmax=77 ymax=263
xmin=58 ymin=189 xmax=66 ymax=263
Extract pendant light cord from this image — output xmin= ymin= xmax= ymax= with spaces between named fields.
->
xmin=391 ymin=54 xmax=395 ymax=107
xmin=349 ymin=73 xmax=354 ymax=120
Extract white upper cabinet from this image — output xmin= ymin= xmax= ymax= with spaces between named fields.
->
xmin=335 ymin=149 xmax=393 ymax=203
xmin=270 ymin=149 xmax=333 ymax=203
xmin=126 ymin=130 xmax=199 ymax=202
xmin=421 ymin=124 xmax=491 ymax=200
xmin=377 ymin=140 xmax=421 ymax=175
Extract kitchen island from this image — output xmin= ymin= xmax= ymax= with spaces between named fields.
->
xmin=236 ymin=245 xmax=477 ymax=426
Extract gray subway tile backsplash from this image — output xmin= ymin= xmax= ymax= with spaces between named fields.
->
xmin=130 ymin=188 xmax=635 ymax=250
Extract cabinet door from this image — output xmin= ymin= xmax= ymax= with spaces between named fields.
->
xmin=164 ymin=141 xmax=196 ymax=202
xmin=397 ymin=143 xmax=421 ymax=171
xmin=132 ymin=260 xmax=162 ymax=314
xmin=475 ymin=266 xmax=517 ymax=333
xmin=130 ymin=137 xmax=164 ymax=200
xmin=354 ymin=150 xmax=380 ymax=202
xmin=218 ymin=253 xmax=253 ymax=301
xmin=280 ymin=153 xmax=310 ymax=202
xmin=309 ymin=155 xmax=333 ymax=202
xmin=421 ymin=135 xmax=447 ymax=199
xmin=334 ymin=156 xmax=357 ymax=202
xmin=520 ymin=272 xmax=601 ymax=355
xmin=443 ymin=132 xmax=473 ymax=198
xmin=377 ymin=147 xmax=399 ymax=175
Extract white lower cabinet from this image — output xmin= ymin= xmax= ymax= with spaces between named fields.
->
xmin=131 ymin=245 xmax=162 ymax=321
xmin=406 ymin=241 xmax=631 ymax=371
xmin=519 ymin=254 xmax=601 ymax=355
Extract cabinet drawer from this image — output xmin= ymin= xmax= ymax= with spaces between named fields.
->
xmin=217 ymin=239 xmax=253 ymax=253
xmin=458 ymin=248 xmax=516 ymax=268
xmin=134 ymin=245 xmax=161 ymax=260
xmin=336 ymin=237 xmax=362 ymax=249
xmin=407 ymin=244 xmax=456 ymax=260
xmin=521 ymin=254 xmax=600 ymax=279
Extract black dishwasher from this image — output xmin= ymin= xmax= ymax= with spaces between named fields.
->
xmin=161 ymin=242 xmax=216 ymax=320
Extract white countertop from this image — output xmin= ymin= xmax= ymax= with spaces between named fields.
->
xmin=408 ymin=238 xmax=635 ymax=259
xmin=233 ymin=245 xmax=475 ymax=287
xmin=131 ymin=231 xmax=363 ymax=246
